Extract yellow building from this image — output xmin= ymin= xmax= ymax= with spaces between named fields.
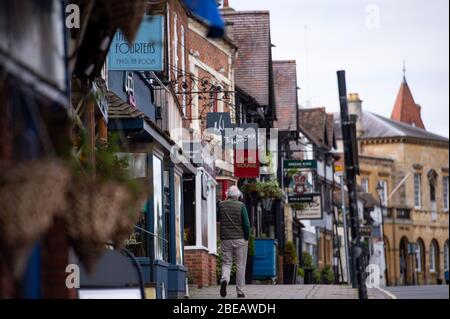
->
xmin=335 ymin=78 xmax=449 ymax=286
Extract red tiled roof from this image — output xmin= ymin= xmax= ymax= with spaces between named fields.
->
xmin=390 ymin=78 xmax=425 ymax=130
xmin=222 ymin=10 xmax=271 ymax=106
xmin=273 ymin=61 xmax=298 ymax=131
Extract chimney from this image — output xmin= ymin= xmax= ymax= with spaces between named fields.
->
xmin=223 ymin=0 xmax=229 ymax=7
xmin=416 ymin=104 xmax=422 ymax=115
xmin=348 ymin=93 xmax=364 ymax=137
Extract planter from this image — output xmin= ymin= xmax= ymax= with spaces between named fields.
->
xmin=62 ymin=178 xmax=134 ymax=272
xmin=283 ymin=264 xmax=298 ymax=284
xmin=304 ymin=268 xmax=314 ymax=285
xmin=0 ymin=159 xmax=71 ymax=279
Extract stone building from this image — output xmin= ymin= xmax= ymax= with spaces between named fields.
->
xmin=335 ymin=77 xmax=449 ymax=286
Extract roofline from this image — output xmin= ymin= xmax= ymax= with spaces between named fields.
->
xmin=186 ymin=12 xmax=237 ymax=49
xmin=221 ymin=10 xmax=270 ymax=16
xmin=273 ymin=60 xmax=297 ymax=64
xmin=359 ymin=136 xmax=449 ymax=147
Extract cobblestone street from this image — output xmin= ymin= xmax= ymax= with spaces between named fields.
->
xmin=188 ymin=285 xmax=393 ymax=299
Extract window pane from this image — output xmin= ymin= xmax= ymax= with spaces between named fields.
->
xmin=175 ymin=174 xmax=183 ymax=264
xmin=153 ymin=156 xmax=164 ymax=260
xmin=414 ymin=173 xmax=421 ymax=208
xmin=444 ymin=176 xmax=449 ymax=211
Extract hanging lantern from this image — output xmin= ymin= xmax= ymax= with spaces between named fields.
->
xmin=261 ymin=196 xmax=274 ymax=212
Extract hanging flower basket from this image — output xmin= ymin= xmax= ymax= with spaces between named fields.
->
xmin=255 ymin=180 xmax=283 ymax=200
xmin=240 ymin=183 xmax=260 ymax=200
xmin=62 ymin=177 xmax=131 ymax=273
xmin=0 ymin=159 xmax=71 ymax=279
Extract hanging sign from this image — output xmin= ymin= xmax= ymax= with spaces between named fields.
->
xmin=294 ymin=193 xmax=323 ymax=220
xmin=108 ymin=15 xmax=164 ymax=71
xmin=234 ymin=124 xmax=259 ymax=178
xmin=284 ymin=160 xmax=317 ymax=203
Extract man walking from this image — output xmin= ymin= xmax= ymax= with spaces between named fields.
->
xmin=218 ymin=186 xmax=250 ymax=298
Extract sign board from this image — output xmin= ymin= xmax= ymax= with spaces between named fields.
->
xmin=284 ymin=160 xmax=316 ymax=203
xmin=108 ymin=15 xmax=164 ymax=71
xmin=284 ymin=160 xmax=317 ymax=170
xmin=206 ymin=112 xmax=232 ymax=149
xmin=293 ymin=193 xmax=323 ymax=220
xmin=234 ymin=124 xmax=259 ymax=178
xmin=334 ymin=161 xmax=345 ymax=173
xmin=360 ymin=225 xmax=372 ymax=238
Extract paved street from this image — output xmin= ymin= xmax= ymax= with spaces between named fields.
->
xmin=384 ymin=285 xmax=449 ymax=299
xmin=188 ymin=285 xmax=392 ymax=299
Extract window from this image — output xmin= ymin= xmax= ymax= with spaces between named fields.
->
xmin=378 ymin=180 xmax=388 ymax=206
xmin=429 ymin=241 xmax=438 ymax=273
xmin=414 ymin=173 xmax=422 ymax=208
xmin=180 ymin=25 xmax=186 ymax=115
xmin=174 ymin=174 xmax=183 ymax=264
xmin=361 ymin=178 xmax=369 ymax=193
xmin=415 ymin=240 xmax=424 ymax=272
xmin=153 ymin=155 xmax=164 ymax=260
xmin=444 ymin=176 xmax=449 ymax=211
xmin=444 ymin=241 xmax=449 ymax=271
xmin=173 ymin=13 xmax=178 ymax=87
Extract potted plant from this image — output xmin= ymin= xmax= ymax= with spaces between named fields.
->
xmin=300 ymin=252 xmax=316 ymax=285
xmin=320 ymin=265 xmax=335 ymax=284
xmin=240 ymin=182 xmax=259 ymax=200
xmin=255 ymin=180 xmax=283 ymax=199
xmin=283 ymin=241 xmax=298 ymax=284
xmin=62 ymin=133 xmax=146 ymax=272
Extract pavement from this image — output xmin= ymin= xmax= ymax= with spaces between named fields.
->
xmin=383 ymin=285 xmax=449 ymax=299
xmin=188 ymin=284 xmax=393 ymax=299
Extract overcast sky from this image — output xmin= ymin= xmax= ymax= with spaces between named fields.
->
xmin=230 ymin=0 xmax=449 ymax=137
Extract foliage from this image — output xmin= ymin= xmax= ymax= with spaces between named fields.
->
xmin=240 ymin=182 xmax=258 ymax=195
xmin=74 ymin=131 xmax=142 ymax=196
xmin=313 ymin=269 xmax=321 ymax=284
xmin=284 ymin=241 xmax=298 ymax=265
xmin=298 ymin=267 xmax=305 ymax=278
xmin=248 ymin=230 xmax=255 ymax=257
xmin=320 ymin=265 xmax=335 ymax=284
xmin=301 ymin=252 xmax=314 ymax=268
xmin=255 ymin=180 xmax=283 ymax=199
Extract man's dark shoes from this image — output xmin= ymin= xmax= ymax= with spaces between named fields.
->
xmin=237 ymin=293 xmax=246 ymax=298
xmin=220 ymin=281 xmax=227 ymax=297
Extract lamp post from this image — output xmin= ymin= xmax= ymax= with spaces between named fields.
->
xmin=376 ymin=182 xmax=388 ymax=286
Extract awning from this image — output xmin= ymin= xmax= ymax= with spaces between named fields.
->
xmin=182 ymin=0 xmax=225 ymax=38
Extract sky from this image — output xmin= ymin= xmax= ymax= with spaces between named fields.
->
xmin=230 ymin=0 xmax=449 ymax=138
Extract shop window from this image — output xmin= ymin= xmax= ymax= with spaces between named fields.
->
xmin=174 ymin=174 xmax=183 ymax=264
xmin=153 ymin=155 xmax=165 ymax=260
xmin=183 ymin=178 xmax=196 ymax=246
xmin=125 ymin=204 xmax=148 ymax=258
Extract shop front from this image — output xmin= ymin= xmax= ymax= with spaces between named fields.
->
xmin=108 ymin=89 xmax=196 ymax=298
